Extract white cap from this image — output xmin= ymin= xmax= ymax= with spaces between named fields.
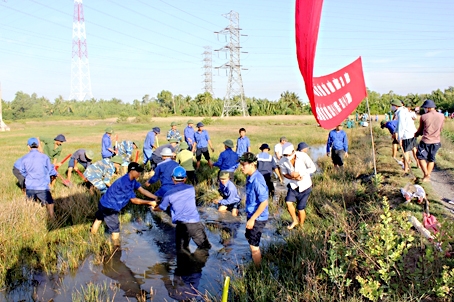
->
xmin=282 ymin=143 xmax=294 ymax=155
xmin=161 ymin=147 xmax=173 ymax=157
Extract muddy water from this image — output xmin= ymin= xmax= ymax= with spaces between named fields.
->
xmin=2 ymin=146 xmax=326 ymax=302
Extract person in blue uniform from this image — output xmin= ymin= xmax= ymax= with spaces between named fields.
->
xmin=102 ymin=127 xmax=117 ymax=159
xmin=13 ymin=155 xmax=26 ymax=191
xmin=193 ymin=122 xmax=214 ymax=169
xmin=67 ymin=149 xmax=94 ymax=182
xmin=215 ymin=171 xmax=241 ymax=216
xmin=326 ymin=124 xmax=349 ymax=168
xmin=213 ymin=139 xmax=239 ymax=180
xmin=20 ymin=137 xmax=57 ymax=219
xmin=184 ymin=120 xmax=195 ymax=151
xmin=239 ymin=152 xmax=269 ymax=266
xmin=381 ymin=119 xmax=399 ymax=160
xmin=145 ymin=147 xmax=179 ymax=197
xmin=152 ymin=166 xmax=211 ymax=252
xmin=236 ymin=127 xmax=251 ymax=157
xmin=91 ymin=162 xmax=157 ymax=245
xmin=257 ymin=143 xmax=283 ymax=197
xmin=143 ymin=127 xmax=160 ymax=166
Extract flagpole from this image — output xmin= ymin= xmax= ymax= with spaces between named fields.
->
xmin=365 ymin=97 xmax=377 ymax=177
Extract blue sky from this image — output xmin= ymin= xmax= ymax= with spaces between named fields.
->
xmin=0 ymin=0 xmax=453 ymax=103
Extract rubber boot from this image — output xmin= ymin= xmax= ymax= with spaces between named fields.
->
xmin=111 ymin=232 xmax=120 ymax=246
xmin=91 ymin=219 xmax=102 ymax=234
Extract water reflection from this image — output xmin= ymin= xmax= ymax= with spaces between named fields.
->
xmin=163 ymin=248 xmax=209 ymax=301
xmin=102 ymin=247 xmax=148 ymax=299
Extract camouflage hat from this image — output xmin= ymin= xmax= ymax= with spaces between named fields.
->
xmin=219 ymin=171 xmax=230 ymax=180
xmin=111 ymin=156 xmax=123 ymax=164
xmin=105 ymin=127 xmax=114 ymax=134
xmin=239 ymin=152 xmax=257 ymax=163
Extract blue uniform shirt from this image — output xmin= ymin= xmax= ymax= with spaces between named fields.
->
xmin=184 ymin=126 xmax=195 ymax=146
xmin=257 ymin=152 xmax=276 ymax=175
xmin=218 ymin=180 xmax=241 ymax=206
xmin=100 ymin=174 xmax=141 ymax=212
xmin=194 ymin=130 xmax=210 ymax=148
xmin=326 ymin=129 xmax=348 ymax=153
xmin=213 ymin=148 xmax=239 ymax=172
xmin=148 ymin=159 xmax=180 ymax=197
xmin=160 ymin=183 xmax=200 ymax=224
xmin=236 ymin=136 xmax=250 ymax=156
xmin=245 ymin=170 xmax=269 ymax=221
xmin=384 ymin=120 xmax=398 ymax=135
xmin=20 ymin=149 xmax=54 ymax=190
xmin=143 ymin=131 xmax=156 ymax=152
xmin=101 ymin=133 xmax=114 ymax=158
xmin=14 ymin=156 xmax=24 ymax=170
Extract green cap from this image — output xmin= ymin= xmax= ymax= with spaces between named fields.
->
xmin=111 ymin=156 xmax=123 ymax=164
xmin=223 ymin=139 xmax=234 ymax=149
xmin=85 ymin=149 xmax=94 ymax=160
xmin=168 ymin=138 xmax=179 ymax=143
xmin=187 ymin=119 xmax=194 ymax=124
xmin=171 ymin=121 xmax=178 ymax=126
xmin=105 ymin=127 xmax=114 ymax=134
xmin=380 ymin=120 xmax=386 ymax=126
xmin=391 ymin=99 xmax=403 ymax=107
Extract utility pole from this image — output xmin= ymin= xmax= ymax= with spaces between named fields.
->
xmin=0 ymin=82 xmax=10 ymax=131
xmin=69 ymin=0 xmax=93 ymax=101
xmin=202 ymin=46 xmax=214 ymax=97
xmin=215 ymin=11 xmax=248 ymax=117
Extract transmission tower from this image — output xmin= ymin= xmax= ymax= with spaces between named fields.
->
xmin=69 ymin=0 xmax=93 ymax=101
xmin=0 ymin=82 xmax=10 ymax=131
xmin=215 ymin=11 xmax=248 ymax=117
xmin=202 ymin=46 xmax=214 ymax=96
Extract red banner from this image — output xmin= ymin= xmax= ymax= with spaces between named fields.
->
xmin=295 ymin=0 xmax=367 ymax=129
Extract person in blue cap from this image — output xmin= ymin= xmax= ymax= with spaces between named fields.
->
xmin=20 ymin=138 xmax=57 ymax=219
xmin=102 ymin=128 xmax=117 ymax=159
xmin=213 ymin=139 xmax=238 ymax=180
xmin=193 ymin=122 xmax=214 ymax=169
xmin=143 ymin=127 xmax=161 ymax=167
xmin=239 ymin=152 xmax=269 ymax=266
xmin=91 ymin=162 xmax=157 ymax=245
xmin=151 ymin=166 xmax=211 ymax=252
xmin=145 ymin=147 xmax=180 ymax=197
xmin=257 ymin=143 xmax=283 ymax=197
xmin=39 ymin=134 xmax=66 ymax=168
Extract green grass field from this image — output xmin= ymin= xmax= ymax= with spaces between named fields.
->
xmin=1 ymin=115 xmax=454 ymax=301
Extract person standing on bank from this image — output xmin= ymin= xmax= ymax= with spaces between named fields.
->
xmin=236 ymin=128 xmax=251 ymax=157
xmin=102 ymin=127 xmax=117 ymax=159
xmin=193 ymin=122 xmax=214 ymax=169
xmin=184 ymin=120 xmax=195 ymax=151
xmin=326 ymin=124 xmax=348 ymax=168
xmin=91 ymin=162 xmax=157 ymax=245
xmin=280 ymin=143 xmax=316 ymax=230
xmin=167 ymin=122 xmax=183 ymax=142
xmin=20 ymin=138 xmax=57 ymax=219
xmin=394 ymin=99 xmax=418 ymax=173
xmin=143 ymin=127 xmax=160 ymax=167
xmin=239 ymin=152 xmax=269 ymax=266
xmin=415 ymin=99 xmax=445 ymax=182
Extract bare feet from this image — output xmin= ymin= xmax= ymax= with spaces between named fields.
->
xmin=422 ymin=176 xmax=431 ymax=182
xmin=287 ymin=222 xmax=298 ymax=230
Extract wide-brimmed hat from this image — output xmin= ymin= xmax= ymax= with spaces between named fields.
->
xmin=85 ymin=149 xmax=94 ymax=160
xmin=421 ymin=99 xmax=436 ymax=108
xmin=161 ymin=147 xmax=173 ymax=157
xmin=297 ymin=142 xmax=309 ymax=151
xmin=105 ymin=127 xmax=114 ymax=134
xmin=223 ymin=139 xmax=234 ymax=148
xmin=54 ymin=134 xmax=66 ymax=142
xmin=152 ymin=127 xmax=160 ymax=134
xmin=259 ymin=143 xmax=270 ymax=151
xmin=196 ymin=122 xmax=204 ymax=128
xmin=391 ymin=99 xmax=403 ymax=107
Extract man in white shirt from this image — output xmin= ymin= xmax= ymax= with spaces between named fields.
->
xmin=393 ymin=99 xmax=419 ymax=173
xmin=274 ymin=136 xmax=287 ymax=163
xmin=280 ymin=142 xmax=316 ymax=230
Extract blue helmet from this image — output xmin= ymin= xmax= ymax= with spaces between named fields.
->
xmin=172 ymin=166 xmax=187 ymax=180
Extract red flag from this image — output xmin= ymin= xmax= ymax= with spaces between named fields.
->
xmin=296 ymin=0 xmax=367 ymax=129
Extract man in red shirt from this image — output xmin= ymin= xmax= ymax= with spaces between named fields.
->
xmin=415 ymin=100 xmax=444 ymax=182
